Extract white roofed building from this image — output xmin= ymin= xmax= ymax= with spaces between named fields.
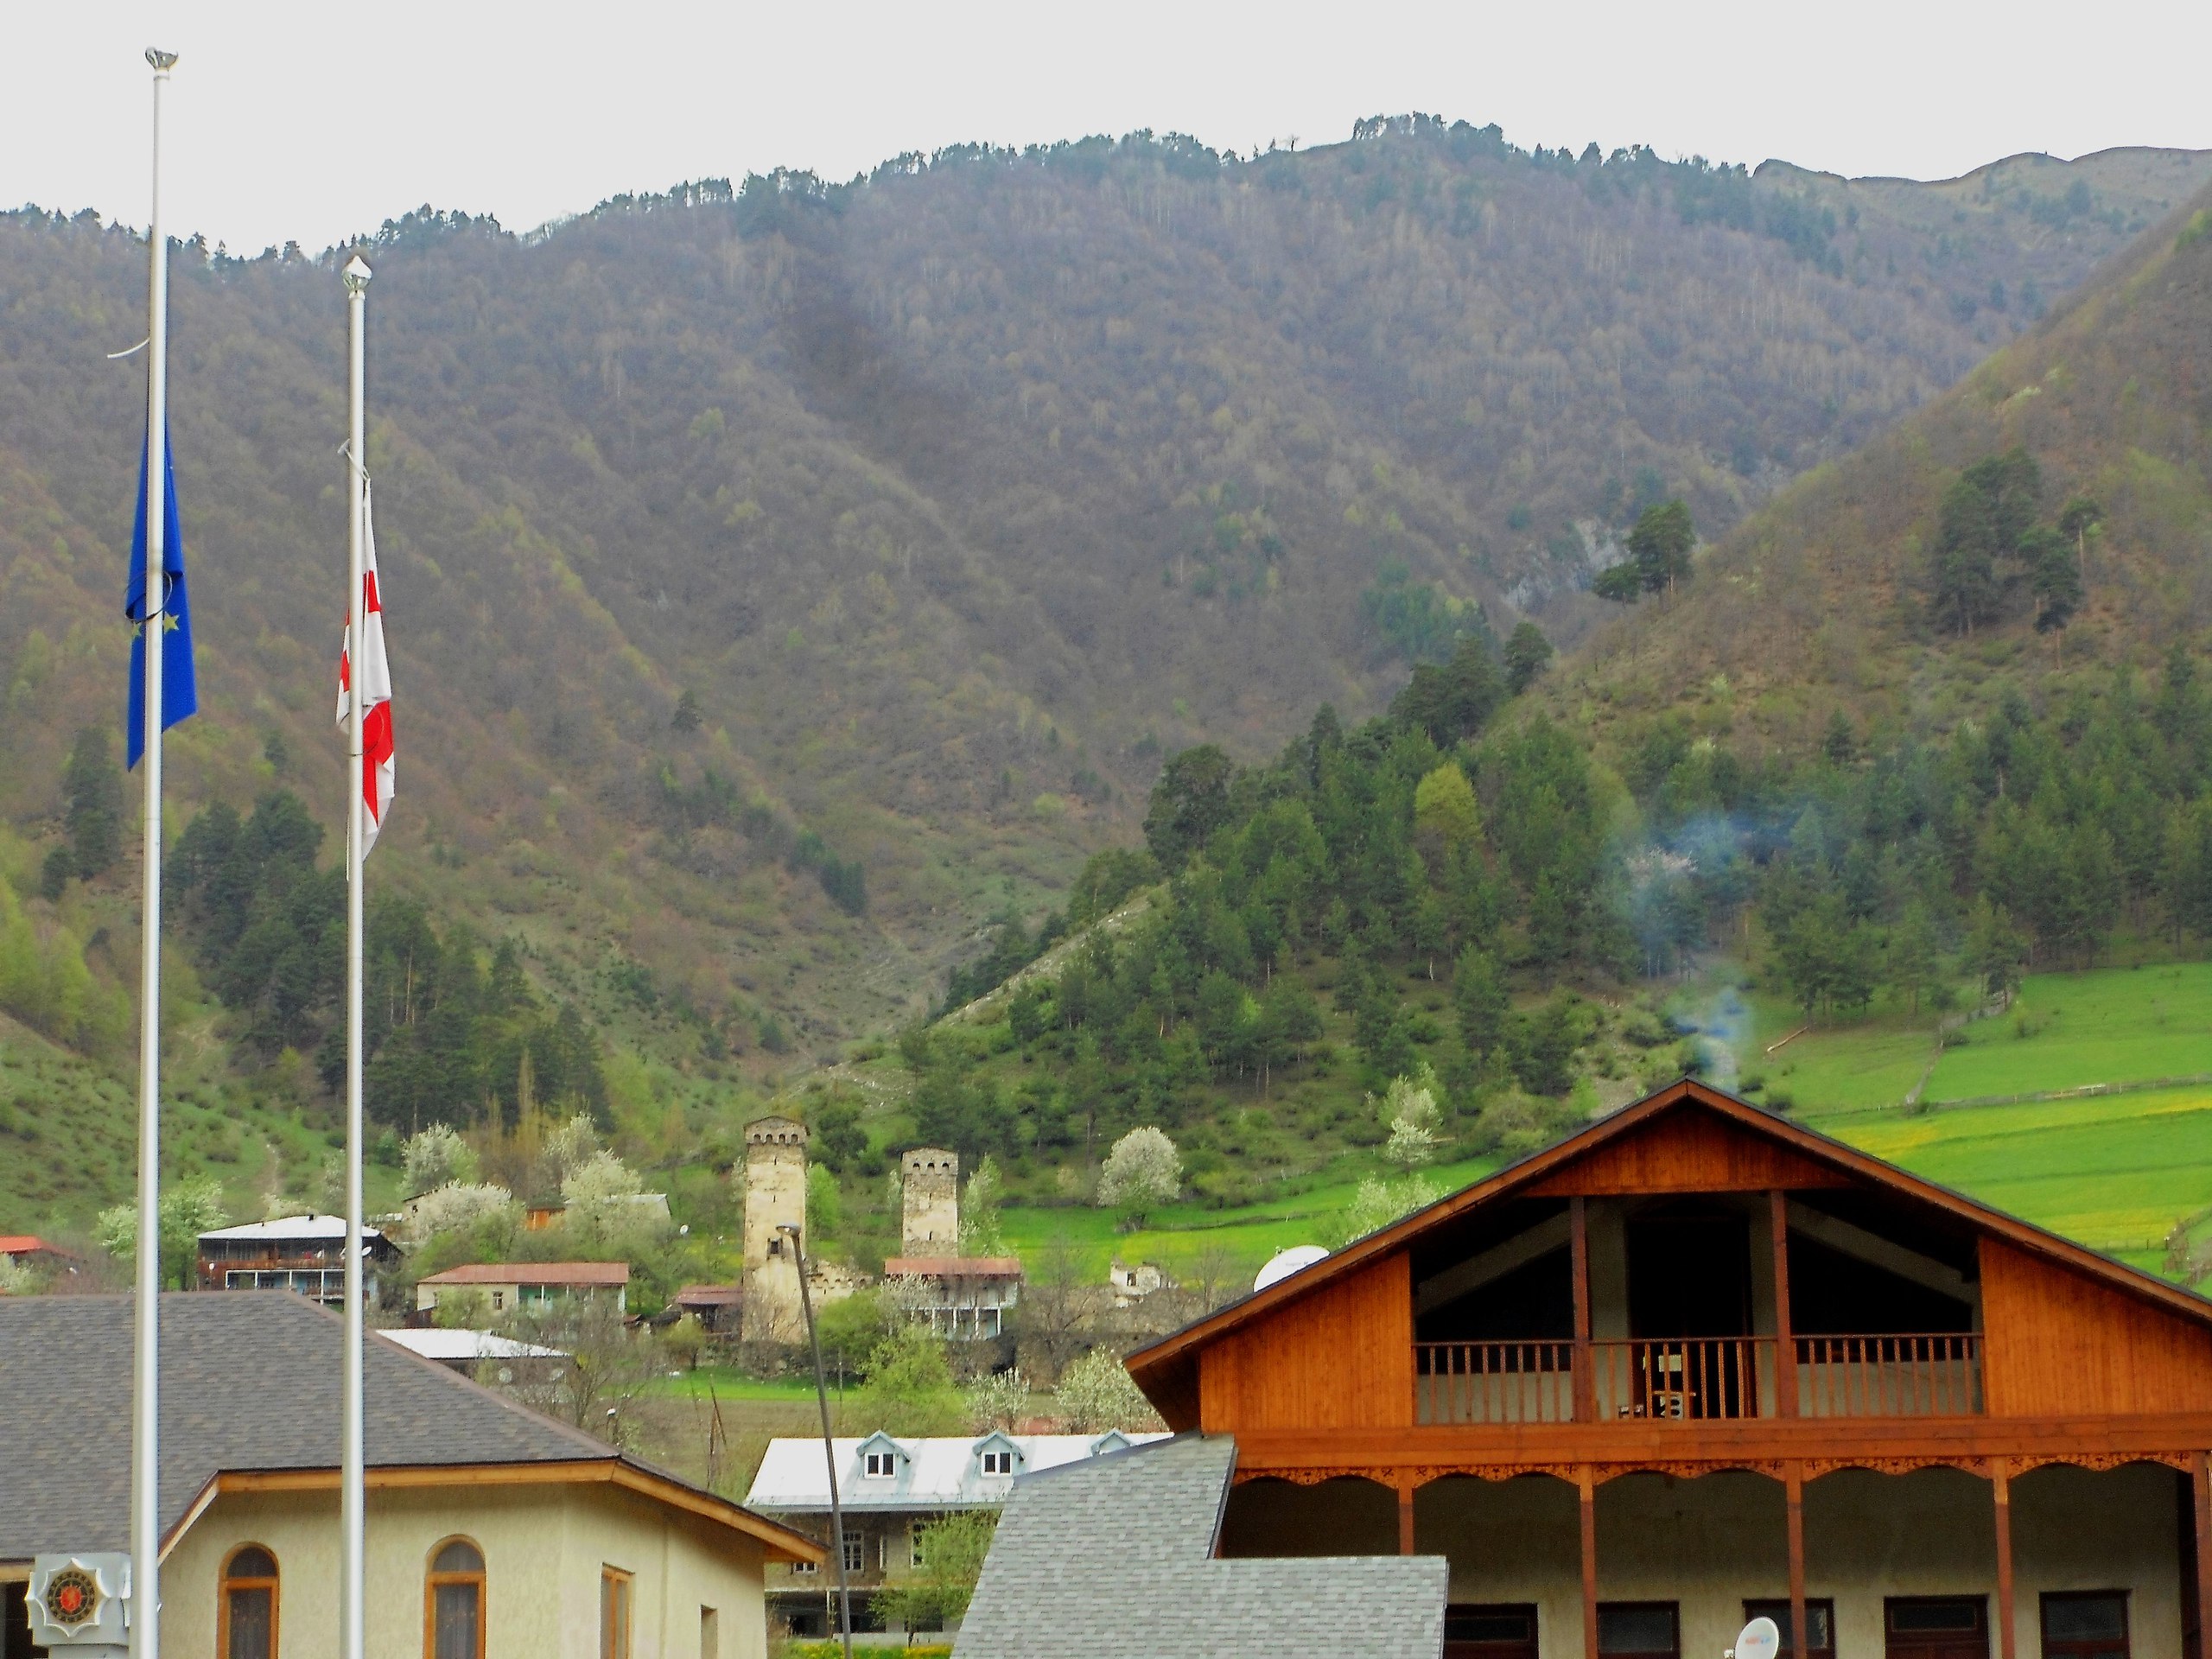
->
xmin=195 ymin=1213 xmax=402 ymax=1306
xmin=746 ymin=1430 xmax=1167 ymax=1640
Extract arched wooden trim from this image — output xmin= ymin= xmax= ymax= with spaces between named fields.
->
xmin=218 ymin=1543 xmax=279 ymax=1659
xmin=2008 ymin=1451 xmax=2198 ymax=1476
xmin=423 ymin=1535 xmax=486 ymax=1659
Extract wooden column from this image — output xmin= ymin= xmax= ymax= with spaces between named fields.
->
xmin=1769 ymin=1189 xmax=1798 ymax=1419
xmin=1785 ymin=1462 xmax=1809 ymax=1659
xmin=2195 ymin=1452 xmax=2212 ymax=1659
xmin=1399 ymin=1479 xmax=1417 ymax=1555
xmin=1993 ymin=1461 xmax=2018 ymax=1659
xmin=1579 ymin=1466 xmax=1600 ymax=1659
xmin=1572 ymin=1195 xmax=1595 ymax=1423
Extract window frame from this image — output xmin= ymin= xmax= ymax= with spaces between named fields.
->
xmin=842 ymin=1531 xmax=866 ymax=1575
xmin=863 ymin=1450 xmax=896 ymax=1478
xmin=1744 ymin=1599 xmax=1837 ymax=1659
xmin=980 ymin=1448 xmax=1014 ymax=1476
xmin=1598 ymin=1601 xmax=1681 ymax=1659
xmin=219 ymin=1543 xmax=280 ymax=1659
xmin=2041 ymin=1592 xmax=2130 ymax=1659
xmin=423 ymin=1535 xmax=487 ymax=1659
xmin=600 ymin=1566 xmax=633 ymax=1659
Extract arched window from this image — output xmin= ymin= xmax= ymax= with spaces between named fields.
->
xmin=425 ymin=1538 xmax=486 ymax=1659
xmin=220 ymin=1545 xmax=278 ymax=1659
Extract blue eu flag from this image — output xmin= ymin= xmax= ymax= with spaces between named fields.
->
xmin=124 ymin=422 xmax=197 ymax=769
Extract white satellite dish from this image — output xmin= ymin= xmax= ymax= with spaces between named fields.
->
xmin=1734 ymin=1616 xmax=1782 ymax=1659
xmin=1254 ymin=1245 xmax=1330 ymax=1292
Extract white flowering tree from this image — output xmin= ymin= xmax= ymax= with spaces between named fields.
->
xmin=402 ymin=1123 xmax=480 ymax=1197
xmin=400 ymin=1181 xmax=518 ymax=1249
xmin=1054 ymin=1349 xmax=1166 ymax=1433
xmin=1096 ymin=1127 xmax=1180 ymax=1230
xmin=1378 ymin=1064 xmax=1443 ymax=1169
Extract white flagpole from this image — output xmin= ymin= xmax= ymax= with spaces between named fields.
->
xmin=341 ymin=250 xmax=372 ymax=1659
xmin=132 ymin=45 xmax=179 ymax=1659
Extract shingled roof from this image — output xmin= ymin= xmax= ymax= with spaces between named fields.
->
xmin=954 ymin=1434 xmax=1446 ymax=1659
xmin=0 ymin=1291 xmax=814 ymax=1565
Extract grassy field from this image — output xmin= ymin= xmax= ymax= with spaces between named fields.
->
xmin=1829 ymin=1084 xmax=2212 ymax=1267
xmin=996 ymin=1154 xmax=1498 ymax=1281
xmin=1716 ymin=961 xmax=2212 ymax=1119
xmin=1923 ymin=962 xmax=2212 ymax=1102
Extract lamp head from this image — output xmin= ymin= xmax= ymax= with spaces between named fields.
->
xmin=777 ymin=1223 xmax=799 ymax=1236
xmin=145 ymin=48 xmax=179 ymax=73
xmin=342 ymin=253 xmax=372 ymax=295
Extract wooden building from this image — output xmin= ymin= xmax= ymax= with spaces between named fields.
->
xmin=1128 ymin=1079 xmax=2212 ymax=1659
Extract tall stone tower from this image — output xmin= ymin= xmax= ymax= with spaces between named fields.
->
xmin=900 ymin=1147 xmax=960 ymax=1255
xmin=741 ymin=1116 xmax=808 ymax=1342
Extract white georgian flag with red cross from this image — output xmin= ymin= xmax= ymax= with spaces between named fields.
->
xmin=335 ymin=480 xmax=395 ymax=854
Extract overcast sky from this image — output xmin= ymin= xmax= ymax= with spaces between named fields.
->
xmin=9 ymin=1 xmax=2209 ymax=254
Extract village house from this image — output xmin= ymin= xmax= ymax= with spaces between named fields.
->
xmin=0 ymin=1236 xmax=82 ymax=1287
xmin=413 ymin=1259 xmax=629 ymax=1319
xmin=196 ymin=1214 xmax=403 ymax=1306
xmin=966 ymin=1077 xmax=2212 ymax=1659
xmin=744 ymin=1430 xmax=1165 ymax=1641
xmin=0 ymin=1290 xmax=819 ymax=1659
xmin=374 ymin=1325 xmax=569 ymax=1382
xmin=883 ymin=1255 xmax=1023 ymax=1341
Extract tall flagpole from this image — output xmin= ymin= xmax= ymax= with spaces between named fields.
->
xmin=341 ymin=251 xmax=372 ymax=1659
xmin=132 ymin=45 xmax=179 ymax=1659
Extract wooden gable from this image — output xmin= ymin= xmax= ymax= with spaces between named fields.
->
xmin=1132 ymin=1078 xmax=2212 ymax=1434
xmin=1980 ymin=1236 xmax=2212 ymax=1416
xmin=1523 ymin=1102 xmax=1850 ymax=1197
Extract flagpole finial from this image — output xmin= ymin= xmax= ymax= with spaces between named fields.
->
xmin=145 ymin=48 xmax=179 ymax=73
xmin=342 ymin=254 xmax=372 ymax=295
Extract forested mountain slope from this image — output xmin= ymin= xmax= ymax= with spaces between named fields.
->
xmin=1560 ymin=173 xmax=2212 ymax=753
xmin=0 ymin=118 xmax=2202 ymax=1088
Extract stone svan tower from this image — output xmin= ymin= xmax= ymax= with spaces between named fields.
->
xmin=900 ymin=1147 xmax=960 ymax=1255
xmin=741 ymin=1116 xmax=808 ymax=1342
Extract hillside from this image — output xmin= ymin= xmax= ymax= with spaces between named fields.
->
xmin=1557 ymin=171 xmax=2212 ymax=751
xmin=0 ymin=122 xmax=2208 ymax=1253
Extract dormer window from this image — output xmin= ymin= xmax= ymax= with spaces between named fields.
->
xmin=980 ymin=1449 xmax=1014 ymax=1476
xmin=864 ymin=1450 xmax=896 ymax=1478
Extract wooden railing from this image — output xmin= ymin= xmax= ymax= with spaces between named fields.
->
xmin=1591 ymin=1338 xmax=1769 ymax=1421
xmin=1414 ymin=1333 xmax=1982 ymax=1425
xmin=1414 ymin=1340 xmax=1578 ymax=1424
xmin=1794 ymin=1333 xmax=1981 ymax=1417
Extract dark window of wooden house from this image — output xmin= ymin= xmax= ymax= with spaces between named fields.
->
xmin=1886 ymin=1598 xmax=1987 ymax=1659
xmin=1745 ymin=1600 xmax=1835 ymax=1659
xmin=1600 ymin=1603 xmax=1680 ymax=1659
xmin=2043 ymin=1594 xmax=2128 ymax=1659
xmin=1446 ymin=1603 xmax=1538 ymax=1659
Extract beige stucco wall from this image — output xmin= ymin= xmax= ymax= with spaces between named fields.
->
xmin=1225 ymin=1463 xmax=2183 ymax=1659
xmin=160 ymin=1478 xmax=769 ymax=1659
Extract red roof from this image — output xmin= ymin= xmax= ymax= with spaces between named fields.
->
xmin=676 ymin=1283 xmax=742 ymax=1306
xmin=418 ymin=1262 xmax=630 ymax=1287
xmin=883 ymin=1256 xmax=1023 ymax=1278
xmin=0 ymin=1236 xmax=76 ymax=1260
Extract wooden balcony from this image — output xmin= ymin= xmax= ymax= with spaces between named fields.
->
xmin=1414 ymin=1334 xmax=1982 ymax=1426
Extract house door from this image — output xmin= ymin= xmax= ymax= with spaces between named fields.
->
xmin=1627 ymin=1207 xmax=1751 ymax=1419
xmin=1446 ymin=1604 xmax=1539 ymax=1659
xmin=1885 ymin=1598 xmax=1990 ymax=1659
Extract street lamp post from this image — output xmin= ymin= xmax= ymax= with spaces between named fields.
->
xmin=779 ymin=1222 xmax=854 ymax=1659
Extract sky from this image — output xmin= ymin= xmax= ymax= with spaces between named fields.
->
xmin=7 ymin=1 xmax=2209 ymax=254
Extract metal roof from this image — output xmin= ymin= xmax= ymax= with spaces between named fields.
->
xmin=0 ymin=1292 xmax=811 ymax=1565
xmin=747 ymin=1432 xmax=1168 ymax=1514
xmin=955 ymin=1433 xmax=1446 ymax=1658
xmin=374 ymin=1328 xmax=568 ymax=1362
xmin=882 ymin=1256 xmax=1023 ymax=1277
xmin=198 ymin=1213 xmax=387 ymax=1243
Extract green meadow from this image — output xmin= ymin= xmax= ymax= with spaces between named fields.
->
xmin=997 ymin=1154 xmax=1498 ymax=1282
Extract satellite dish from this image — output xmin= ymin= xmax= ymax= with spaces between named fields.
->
xmin=1735 ymin=1617 xmax=1782 ymax=1659
xmin=1254 ymin=1245 xmax=1330 ymax=1292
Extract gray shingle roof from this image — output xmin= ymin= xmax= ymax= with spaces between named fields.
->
xmin=0 ymin=1292 xmax=620 ymax=1562
xmin=954 ymin=1433 xmax=1446 ymax=1659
